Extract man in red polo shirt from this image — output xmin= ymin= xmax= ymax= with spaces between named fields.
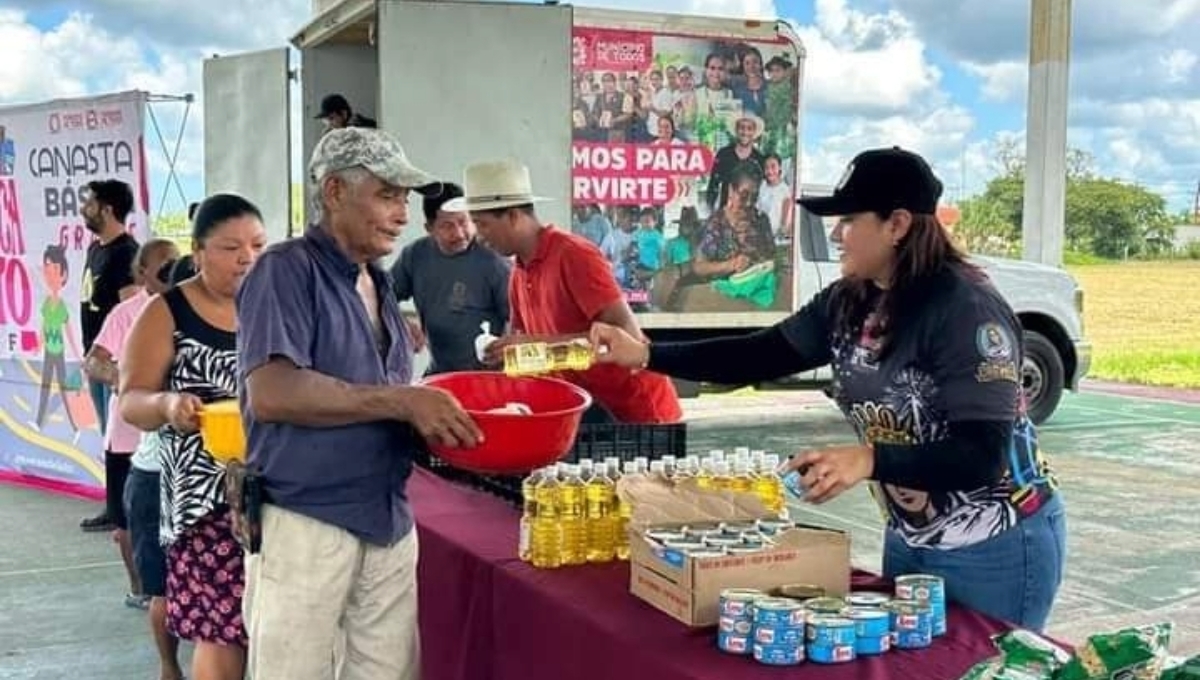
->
xmin=444 ymin=159 xmax=681 ymax=424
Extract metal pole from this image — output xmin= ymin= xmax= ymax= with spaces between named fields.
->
xmin=1021 ymin=0 xmax=1072 ymax=266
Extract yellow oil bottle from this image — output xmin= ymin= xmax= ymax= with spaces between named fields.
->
xmin=531 ymin=466 xmax=563 ymax=568
xmin=584 ymin=465 xmax=617 ymax=563
xmin=557 ymin=464 xmax=588 ymax=565
xmin=615 ymin=461 xmax=637 ymax=560
xmin=519 ymin=467 xmax=543 ymax=562
xmin=754 ymin=454 xmax=786 ymax=515
xmin=730 ymin=459 xmax=755 ymax=494
xmin=711 ymin=460 xmax=733 ymax=491
xmin=695 ymin=458 xmax=715 ymax=490
xmin=503 ymin=339 xmax=593 ymax=376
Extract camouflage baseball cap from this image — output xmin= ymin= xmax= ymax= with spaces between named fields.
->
xmin=308 ymin=127 xmax=442 ymax=196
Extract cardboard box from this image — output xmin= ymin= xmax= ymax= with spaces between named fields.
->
xmin=618 ymin=476 xmax=851 ymax=627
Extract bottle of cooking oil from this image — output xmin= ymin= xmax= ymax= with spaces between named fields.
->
xmin=604 ymin=456 xmax=621 ymax=478
xmin=661 ymin=455 xmax=677 ymax=478
xmin=503 ymin=338 xmax=594 ymax=376
xmin=616 ymin=461 xmax=638 ymax=560
xmin=648 ymin=460 xmax=668 ymax=483
xmin=519 ymin=467 xmax=544 ymax=562
xmin=633 ymin=456 xmax=650 ymax=474
xmin=672 ymin=457 xmax=695 ymax=483
xmin=531 ymin=466 xmax=563 ymax=568
xmin=585 ymin=464 xmax=617 ymax=563
xmin=695 ymin=457 xmax=715 ymax=490
xmin=711 ymin=460 xmax=733 ymax=491
xmin=557 ymin=464 xmax=588 ymax=566
xmin=578 ymin=458 xmax=595 ymax=483
xmin=754 ymin=454 xmax=786 ymax=515
xmin=729 ymin=459 xmax=755 ymax=494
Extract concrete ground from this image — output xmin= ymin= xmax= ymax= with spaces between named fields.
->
xmin=1 ymin=385 xmax=1197 ymax=679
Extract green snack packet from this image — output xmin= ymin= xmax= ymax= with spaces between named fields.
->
xmin=958 ymin=630 xmax=1073 ymax=680
xmin=1056 ymin=622 xmax=1173 ymax=680
xmin=960 ymin=658 xmax=1053 ymax=680
xmin=1162 ymin=654 xmax=1200 ymax=680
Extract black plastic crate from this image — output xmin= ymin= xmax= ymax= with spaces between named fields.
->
xmin=415 ymin=422 xmax=687 ymax=507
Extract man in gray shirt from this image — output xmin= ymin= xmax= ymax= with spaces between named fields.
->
xmin=391 ymin=182 xmax=511 ymax=374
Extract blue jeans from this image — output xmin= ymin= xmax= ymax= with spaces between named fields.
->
xmin=89 ymin=380 xmax=111 ymax=435
xmin=883 ymin=493 xmax=1066 ymax=632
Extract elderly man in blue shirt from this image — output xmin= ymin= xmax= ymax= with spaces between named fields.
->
xmin=236 ymin=127 xmax=482 ymax=680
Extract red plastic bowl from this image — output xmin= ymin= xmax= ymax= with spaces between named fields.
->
xmin=419 ymin=371 xmax=593 ymax=474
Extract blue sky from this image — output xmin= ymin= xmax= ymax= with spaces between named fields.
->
xmin=2 ymin=0 xmax=1198 ymax=216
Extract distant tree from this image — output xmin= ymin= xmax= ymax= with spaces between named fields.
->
xmin=960 ymin=146 xmax=1174 ymax=259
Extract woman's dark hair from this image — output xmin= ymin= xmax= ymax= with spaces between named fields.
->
xmin=833 ymin=212 xmax=979 ymax=357
xmin=191 ymin=193 xmax=262 ymax=244
xmin=43 ymin=244 xmax=69 ymax=278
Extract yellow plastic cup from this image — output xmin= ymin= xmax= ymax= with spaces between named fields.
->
xmin=199 ymin=399 xmax=246 ymax=464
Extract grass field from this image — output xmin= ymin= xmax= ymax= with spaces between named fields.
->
xmin=1068 ymin=260 xmax=1200 ymax=388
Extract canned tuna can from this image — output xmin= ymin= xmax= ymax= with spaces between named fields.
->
xmin=719 ymin=589 xmax=765 ymax=618
xmin=894 ymin=627 xmax=933 ymax=650
xmin=754 ymin=624 xmax=805 ymax=646
xmin=888 ymin=600 xmax=933 ymax=636
xmin=805 ymin=597 xmax=852 ymax=616
xmin=807 ymin=643 xmax=855 ymax=664
xmin=895 ymin=574 xmax=946 ymax=637
xmin=723 ymin=521 xmax=759 ymax=534
xmin=663 ymin=539 xmax=707 ymax=551
xmin=685 ymin=526 xmax=723 ymax=540
xmin=782 ymin=469 xmax=806 ymax=498
xmin=645 ymin=529 xmax=687 ymax=543
xmin=849 ymin=607 xmax=891 ymax=638
xmin=756 ymin=519 xmax=793 ymax=535
xmin=718 ymin=615 xmax=753 ymax=636
xmin=775 ymin=583 xmax=825 ymax=602
xmin=725 ymin=545 xmax=764 ymax=556
xmin=846 ymin=591 xmax=892 ymax=608
xmin=753 ymin=598 xmax=807 ymax=628
xmin=717 ymin=632 xmax=751 ymax=655
xmin=806 ymin=616 xmax=857 ymax=647
xmin=855 ymin=634 xmax=891 ymax=656
xmin=704 ymin=536 xmax=744 ymax=548
xmin=753 ymin=643 xmax=805 ymax=666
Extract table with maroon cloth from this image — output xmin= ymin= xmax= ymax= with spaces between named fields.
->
xmin=409 ymin=468 xmax=1012 ymax=680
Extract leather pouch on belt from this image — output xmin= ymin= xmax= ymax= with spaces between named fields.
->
xmin=225 ymin=461 xmax=264 ymax=555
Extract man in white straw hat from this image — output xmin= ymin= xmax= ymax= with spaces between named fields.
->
xmin=237 ymin=127 xmax=482 ymax=680
xmin=445 ymin=159 xmax=682 ymax=424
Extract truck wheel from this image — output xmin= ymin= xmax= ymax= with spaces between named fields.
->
xmin=1023 ymin=330 xmax=1065 ymax=425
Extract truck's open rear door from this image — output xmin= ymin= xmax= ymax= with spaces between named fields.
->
xmin=202 ymin=48 xmax=293 ymax=244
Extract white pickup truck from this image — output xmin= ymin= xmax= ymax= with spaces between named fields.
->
xmin=201 ymin=0 xmax=1090 ymax=424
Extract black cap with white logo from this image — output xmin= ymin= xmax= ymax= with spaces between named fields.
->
xmin=798 ymin=146 xmax=944 ymax=216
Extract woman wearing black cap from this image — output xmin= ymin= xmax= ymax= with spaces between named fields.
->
xmin=589 ymin=147 xmax=1066 ymax=631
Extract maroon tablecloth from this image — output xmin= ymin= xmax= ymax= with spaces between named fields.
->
xmin=410 ymin=469 xmax=1013 ymax=680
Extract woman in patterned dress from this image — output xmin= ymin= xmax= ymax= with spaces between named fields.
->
xmin=119 ymin=194 xmax=266 ymax=680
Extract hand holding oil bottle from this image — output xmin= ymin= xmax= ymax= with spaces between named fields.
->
xmin=475 ymin=321 xmax=603 ymax=377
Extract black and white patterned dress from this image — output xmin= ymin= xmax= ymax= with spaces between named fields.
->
xmin=157 ymin=286 xmax=238 ymax=545
xmin=156 ymin=286 xmax=246 ymax=646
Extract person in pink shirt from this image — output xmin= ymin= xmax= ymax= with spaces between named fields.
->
xmin=84 ymin=239 xmax=179 ymax=608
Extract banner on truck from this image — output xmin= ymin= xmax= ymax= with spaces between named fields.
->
xmin=570 ymin=27 xmax=800 ymax=314
xmin=0 ymin=90 xmax=149 ymax=498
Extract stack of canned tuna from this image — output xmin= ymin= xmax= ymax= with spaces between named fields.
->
xmin=644 ymin=518 xmax=794 ymax=563
xmin=714 ymin=573 xmax=948 ymax=667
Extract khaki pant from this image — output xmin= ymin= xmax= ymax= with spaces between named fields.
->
xmin=244 ymin=505 xmax=420 ymax=680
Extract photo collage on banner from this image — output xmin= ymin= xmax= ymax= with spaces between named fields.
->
xmin=570 ymin=27 xmax=800 ymax=314
xmin=0 ymin=91 xmax=149 ymax=496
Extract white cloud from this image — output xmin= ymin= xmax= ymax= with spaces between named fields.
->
xmin=793 ymin=0 xmax=940 ymax=115
xmin=1161 ymin=48 xmax=1198 ymax=84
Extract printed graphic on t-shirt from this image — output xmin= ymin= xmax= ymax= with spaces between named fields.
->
xmin=829 ymin=317 xmax=1054 ymax=550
